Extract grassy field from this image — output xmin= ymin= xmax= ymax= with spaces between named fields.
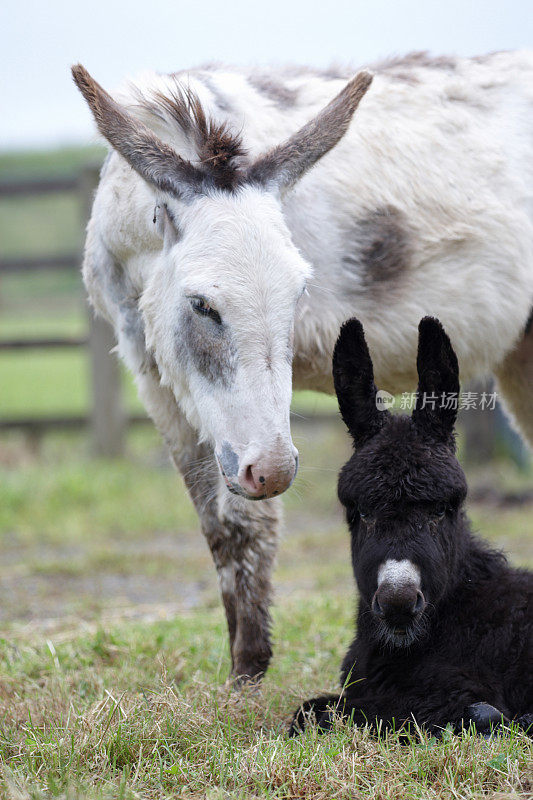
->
xmin=0 ymin=423 xmax=532 ymax=799
xmin=1 ymin=147 xmax=532 ymax=797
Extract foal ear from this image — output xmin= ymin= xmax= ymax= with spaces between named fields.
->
xmin=412 ymin=317 xmax=460 ymax=441
xmin=71 ymin=64 xmax=203 ymax=201
xmin=332 ymin=317 xmax=389 ymax=446
xmin=246 ymin=72 xmax=373 ymax=192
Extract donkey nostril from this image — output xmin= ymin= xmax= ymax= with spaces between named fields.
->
xmin=372 ymin=594 xmax=384 ymax=617
xmin=244 ymin=465 xmax=258 ymax=491
xmin=414 ymin=590 xmax=426 ymax=615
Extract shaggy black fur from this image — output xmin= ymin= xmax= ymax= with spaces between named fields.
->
xmin=291 ymin=317 xmax=532 ymax=737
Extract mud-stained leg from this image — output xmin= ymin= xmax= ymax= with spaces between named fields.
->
xmin=213 ymin=488 xmax=279 ymax=680
xmin=136 ymin=371 xmax=280 ymax=680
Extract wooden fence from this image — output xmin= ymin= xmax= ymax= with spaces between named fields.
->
xmin=0 ymin=165 xmax=145 ymax=456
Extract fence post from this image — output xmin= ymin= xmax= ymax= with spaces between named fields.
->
xmin=80 ymin=165 xmax=125 ymax=457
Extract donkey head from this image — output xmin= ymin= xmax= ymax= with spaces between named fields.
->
xmin=334 ymin=317 xmax=468 ymax=648
xmin=72 ymin=65 xmax=372 ymax=500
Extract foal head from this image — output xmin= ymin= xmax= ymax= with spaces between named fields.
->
xmin=333 ymin=317 xmax=468 ymax=648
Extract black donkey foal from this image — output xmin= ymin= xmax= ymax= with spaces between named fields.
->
xmin=291 ymin=317 xmax=532 ymax=737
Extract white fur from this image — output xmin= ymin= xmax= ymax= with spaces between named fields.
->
xmin=377 ymin=559 xmax=421 ymax=590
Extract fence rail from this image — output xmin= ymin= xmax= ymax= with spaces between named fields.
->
xmin=0 ymin=337 xmax=88 ymax=350
xmin=0 ymin=414 xmax=148 ymax=433
xmin=0 ymin=254 xmax=79 ymax=273
xmin=0 ymin=176 xmax=79 ymax=197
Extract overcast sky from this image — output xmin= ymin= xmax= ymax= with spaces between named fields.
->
xmin=1 ymin=0 xmax=532 ymax=150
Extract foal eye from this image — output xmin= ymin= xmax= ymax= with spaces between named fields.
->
xmin=434 ymin=505 xmax=447 ymax=520
xmin=190 ymin=296 xmax=222 ymax=325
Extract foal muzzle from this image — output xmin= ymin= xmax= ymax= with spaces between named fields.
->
xmin=372 ymin=558 xmax=426 ymax=634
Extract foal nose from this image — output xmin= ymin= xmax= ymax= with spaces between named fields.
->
xmin=372 ymin=558 xmax=425 ymax=625
xmin=238 ymin=447 xmax=299 ymax=499
xmin=372 ymin=584 xmax=426 ymax=624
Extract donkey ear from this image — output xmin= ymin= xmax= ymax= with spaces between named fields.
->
xmin=412 ymin=317 xmax=460 ymax=441
xmin=246 ymin=71 xmax=373 ymax=192
xmin=71 ymin=64 xmax=203 ymax=201
xmin=332 ymin=317 xmax=389 ymax=446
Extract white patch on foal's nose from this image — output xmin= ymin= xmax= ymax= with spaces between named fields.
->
xmin=377 ymin=559 xmax=421 ymax=589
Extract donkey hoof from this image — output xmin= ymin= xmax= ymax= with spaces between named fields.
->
xmin=289 ymin=695 xmax=342 ymax=736
xmin=466 ymin=702 xmax=508 ymax=733
xmin=231 ymin=663 xmax=266 ymax=689
xmin=231 ymin=674 xmax=263 ymax=691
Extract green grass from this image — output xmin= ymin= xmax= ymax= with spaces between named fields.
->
xmin=0 ymin=425 xmax=532 ymax=797
xmin=0 ymin=345 xmax=144 ymax=417
xmin=1 ymin=601 xmax=531 ymax=800
xmin=0 ymin=193 xmax=82 ymax=258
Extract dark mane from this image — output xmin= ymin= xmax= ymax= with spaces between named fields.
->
xmin=134 ymin=81 xmax=247 ymax=190
xmin=371 ymin=51 xmax=457 ymax=72
xmin=368 ymin=51 xmax=458 ymax=84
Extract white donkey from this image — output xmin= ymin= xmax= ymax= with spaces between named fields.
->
xmin=73 ymin=50 xmax=533 ymax=680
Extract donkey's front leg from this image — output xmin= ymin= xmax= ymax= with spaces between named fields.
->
xmin=214 ymin=489 xmax=280 ymax=680
xmin=169 ymin=423 xmax=280 ymax=681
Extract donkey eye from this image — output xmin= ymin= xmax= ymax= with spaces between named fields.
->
xmin=190 ymin=296 xmax=222 ymax=325
xmin=434 ymin=505 xmax=446 ymax=520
